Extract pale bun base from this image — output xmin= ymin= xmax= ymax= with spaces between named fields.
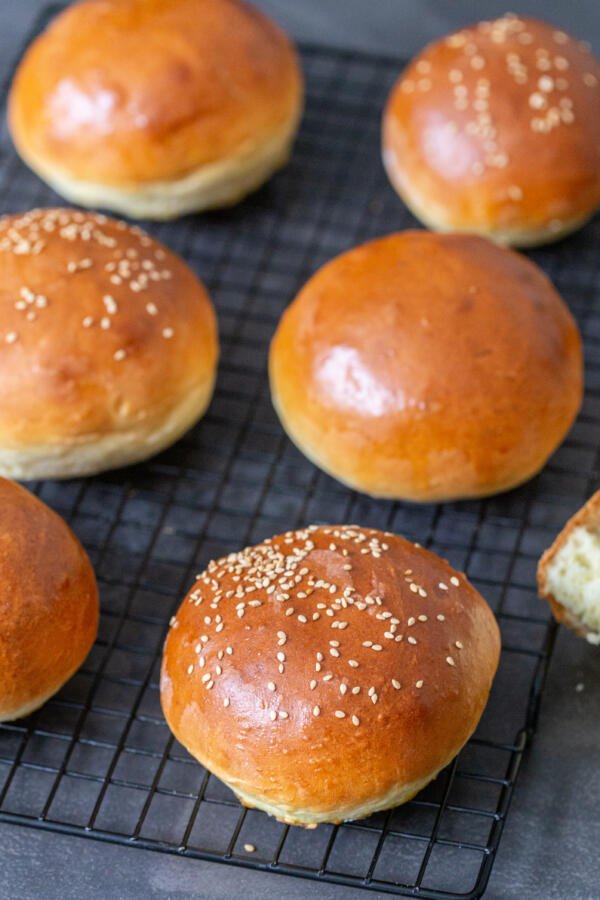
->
xmin=16 ymin=124 xmax=297 ymax=221
xmin=0 ymin=375 xmax=215 ymax=480
xmin=209 ymin=740 xmax=467 ymax=827
xmin=383 ymin=150 xmax=593 ymax=249
xmin=0 ymin=660 xmax=85 ymax=722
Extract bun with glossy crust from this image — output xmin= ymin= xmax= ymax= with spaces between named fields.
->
xmin=8 ymin=0 xmax=303 ymax=219
xmin=0 ymin=208 xmax=218 ymax=479
xmin=382 ymin=15 xmax=600 ymax=246
xmin=269 ymin=231 xmax=582 ymax=502
xmin=0 ymin=478 xmax=99 ymax=722
xmin=161 ymin=524 xmax=501 ymax=826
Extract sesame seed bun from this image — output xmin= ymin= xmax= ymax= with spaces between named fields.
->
xmin=160 ymin=525 xmax=500 ymax=826
xmin=269 ymin=231 xmax=583 ymax=503
xmin=382 ymin=15 xmax=600 ymax=246
xmin=8 ymin=0 xmax=303 ymax=220
xmin=0 ymin=208 xmax=218 ymax=480
xmin=0 ymin=478 xmax=98 ymax=722
xmin=538 ymin=491 xmax=600 ymax=645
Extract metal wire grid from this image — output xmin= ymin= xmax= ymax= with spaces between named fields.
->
xmin=0 ymin=7 xmax=598 ymax=897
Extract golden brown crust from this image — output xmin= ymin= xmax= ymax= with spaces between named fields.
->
xmin=9 ymin=0 xmax=303 ymax=191
xmin=269 ymin=231 xmax=583 ymax=503
xmin=0 ymin=478 xmax=99 ymax=721
xmin=0 ymin=208 xmax=218 ymax=478
xmin=160 ymin=525 xmax=500 ymax=825
xmin=382 ymin=15 xmax=600 ymax=246
xmin=538 ymin=491 xmax=600 ymax=640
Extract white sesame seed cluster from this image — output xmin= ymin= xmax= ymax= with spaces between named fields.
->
xmin=0 ymin=208 xmax=175 ymax=355
xmin=167 ymin=525 xmax=468 ymax=729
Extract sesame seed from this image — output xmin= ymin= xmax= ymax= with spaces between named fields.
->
xmin=415 ymin=680 xmax=424 ymax=689
xmin=437 ymin=614 xmax=446 ymax=621
xmin=162 ymin=327 xmax=174 ymax=339
xmin=407 ymin=636 xmax=417 ymax=645
xmin=244 ymin=844 xmax=255 ymax=853
xmin=5 ymin=331 xmax=18 ymax=344
xmin=348 ymin=659 xmax=359 ymax=668
xmin=352 ymin=715 xmax=360 ymax=727
xmin=267 ymin=682 xmax=276 ymax=692
xmin=113 ymin=349 xmax=127 ymax=361
xmin=455 ymin=641 xmax=464 ymax=649
xmin=103 ymin=294 xmax=118 ymax=314
xmin=269 ymin=710 xmax=277 ymax=721
xmin=339 ymin=683 xmax=347 ymax=695
xmin=391 ymin=679 xmax=401 ymax=690
xmin=334 ymin=710 xmax=346 ymax=719
xmin=309 ymin=680 xmax=317 ymax=690
xmin=447 ymin=656 xmax=456 ymax=667
xmin=450 ymin=577 xmax=460 ymax=587
xmin=279 ymin=711 xmax=289 ymax=719
xmin=187 ymin=664 xmax=194 ymax=675
xmin=223 ymin=697 xmax=230 ymax=708
xmin=313 ymin=706 xmax=320 ymax=717
xmin=352 ymin=686 xmax=361 ymax=695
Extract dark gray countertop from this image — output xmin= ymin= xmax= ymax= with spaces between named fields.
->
xmin=1 ymin=4 xmax=599 ymax=899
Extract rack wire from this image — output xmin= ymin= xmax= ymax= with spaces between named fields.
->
xmin=0 ymin=6 xmax=599 ymax=897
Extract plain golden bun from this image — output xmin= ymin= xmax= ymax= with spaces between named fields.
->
xmin=161 ymin=524 xmax=500 ymax=826
xmin=0 ymin=478 xmax=98 ymax=722
xmin=0 ymin=208 xmax=218 ymax=479
xmin=269 ymin=231 xmax=583 ymax=502
xmin=538 ymin=491 xmax=600 ymax=645
xmin=382 ymin=15 xmax=600 ymax=246
xmin=8 ymin=0 xmax=303 ymax=219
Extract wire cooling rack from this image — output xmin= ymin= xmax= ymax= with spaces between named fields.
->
xmin=1 ymin=6 xmax=599 ymax=898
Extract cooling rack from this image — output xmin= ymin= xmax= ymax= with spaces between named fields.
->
xmin=0 ymin=6 xmax=599 ymax=898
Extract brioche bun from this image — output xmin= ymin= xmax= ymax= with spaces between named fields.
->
xmin=8 ymin=0 xmax=303 ymax=219
xmin=0 ymin=478 xmax=98 ymax=722
xmin=383 ymin=15 xmax=600 ymax=246
xmin=0 ymin=208 xmax=218 ymax=479
xmin=269 ymin=231 xmax=583 ymax=502
xmin=161 ymin=524 xmax=500 ymax=826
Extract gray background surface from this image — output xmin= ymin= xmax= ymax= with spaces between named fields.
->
xmin=1 ymin=3 xmax=599 ymax=899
